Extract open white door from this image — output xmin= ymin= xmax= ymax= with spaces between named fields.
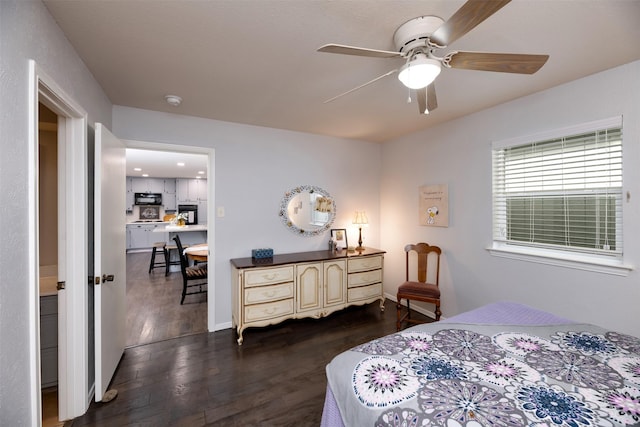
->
xmin=94 ymin=123 xmax=126 ymax=401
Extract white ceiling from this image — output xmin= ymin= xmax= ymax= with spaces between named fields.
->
xmin=126 ymin=148 xmax=208 ymax=179
xmin=43 ymin=0 xmax=640 ymax=143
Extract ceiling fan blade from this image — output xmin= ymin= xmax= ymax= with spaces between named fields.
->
xmin=430 ymin=0 xmax=511 ymax=47
xmin=324 ymin=69 xmax=398 ymax=103
xmin=318 ymin=44 xmax=402 ymax=59
xmin=417 ymin=84 xmax=438 ymax=115
xmin=447 ymin=51 xmax=549 ymax=74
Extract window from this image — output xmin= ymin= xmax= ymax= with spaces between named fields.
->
xmin=492 ymin=117 xmax=623 ymax=259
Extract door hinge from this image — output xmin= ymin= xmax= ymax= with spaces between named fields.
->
xmin=56 ymin=281 xmax=66 ymax=291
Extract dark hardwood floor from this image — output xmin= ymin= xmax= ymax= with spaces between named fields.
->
xmin=126 ymin=251 xmax=207 ymax=347
xmin=69 ymin=257 xmax=432 ymax=426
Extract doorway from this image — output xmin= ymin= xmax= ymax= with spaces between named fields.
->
xmin=38 ymin=103 xmax=63 ymax=427
xmin=31 ymin=60 xmax=91 ymax=423
xmin=124 ymin=146 xmax=212 ymax=347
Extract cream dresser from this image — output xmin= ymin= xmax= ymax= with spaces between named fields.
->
xmin=231 ymin=247 xmax=385 ymax=345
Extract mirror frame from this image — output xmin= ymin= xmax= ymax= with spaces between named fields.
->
xmin=279 ymin=185 xmax=336 ymax=237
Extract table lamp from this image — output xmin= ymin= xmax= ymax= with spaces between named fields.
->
xmin=353 ymin=211 xmax=368 ymax=251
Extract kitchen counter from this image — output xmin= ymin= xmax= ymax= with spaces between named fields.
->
xmin=127 ymin=220 xmax=170 ymax=225
xmin=155 ymin=224 xmax=208 ymax=248
xmin=153 ymin=224 xmax=208 ymax=232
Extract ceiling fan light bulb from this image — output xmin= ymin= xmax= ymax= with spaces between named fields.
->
xmin=398 ymin=57 xmax=441 ymax=89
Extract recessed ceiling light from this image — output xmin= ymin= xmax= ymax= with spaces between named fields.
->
xmin=134 ymin=167 xmax=142 ymax=171
xmin=198 ymin=171 xmax=205 ymax=174
xmin=177 ymin=162 xmax=185 ymax=167
xmin=164 ymin=95 xmax=182 ymax=107
xmin=142 ymin=173 xmax=149 ymax=177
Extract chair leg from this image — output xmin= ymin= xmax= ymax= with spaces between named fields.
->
xmin=164 ymin=247 xmax=170 ymax=276
xmin=180 ymin=278 xmax=187 ymax=305
xmin=148 ymin=247 xmax=157 ymax=274
xmin=396 ymin=298 xmax=402 ymax=331
xmin=435 ymin=302 xmax=441 ymax=321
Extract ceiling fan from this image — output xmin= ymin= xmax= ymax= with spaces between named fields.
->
xmin=318 ymin=0 xmax=549 ymax=115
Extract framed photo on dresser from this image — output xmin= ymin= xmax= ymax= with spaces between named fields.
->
xmin=330 ymin=228 xmax=348 ymax=250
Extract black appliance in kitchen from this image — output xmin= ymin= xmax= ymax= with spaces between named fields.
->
xmin=178 ymin=204 xmax=198 ymax=225
xmin=134 ymin=192 xmax=162 ymax=205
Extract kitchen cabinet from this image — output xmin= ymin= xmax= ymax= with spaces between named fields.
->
xmin=163 ymin=179 xmax=176 ymax=194
xmin=125 ymin=177 xmax=134 ymax=212
xmin=127 ymin=223 xmax=168 ymax=250
xmin=40 ymin=295 xmax=58 ymax=387
xmin=198 ymin=200 xmax=208 ymax=225
xmin=177 ymin=178 xmax=207 ymax=203
xmin=127 ymin=177 xmax=178 ymax=212
xmin=231 ymin=248 xmax=383 ymax=345
xmin=163 ymin=179 xmax=177 ymax=211
xmin=131 ymin=177 xmax=164 ymax=193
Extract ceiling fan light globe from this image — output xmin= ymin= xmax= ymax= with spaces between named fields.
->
xmin=398 ymin=57 xmax=441 ymax=89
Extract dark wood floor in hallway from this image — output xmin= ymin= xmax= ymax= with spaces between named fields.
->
xmin=70 ymin=297 xmax=432 ymax=426
xmin=126 ymin=251 xmax=208 ymax=347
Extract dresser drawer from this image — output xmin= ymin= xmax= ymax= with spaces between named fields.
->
xmin=348 ymin=283 xmax=382 ymax=302
xmin=244 ymin=282 xmax=294 ymax=305
xmin=244 ymin=266 xmax=294 ymax=287
xmin=244 ymin=299 xmax=294 ymax=322
xmin=348 ymin=256 xmax=382 ymax=273
xmin=348 ymin=269 xmax=382 ymax=288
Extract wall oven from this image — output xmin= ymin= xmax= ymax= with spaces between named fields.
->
xmin=178 ymin=204 xmax=198 ymax=225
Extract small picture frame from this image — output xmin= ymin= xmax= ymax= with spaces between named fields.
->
xmin=330 ymin=228 xmax=348 ymax=250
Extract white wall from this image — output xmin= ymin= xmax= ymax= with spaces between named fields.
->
xmin=113 ymin=106 xmax=382 ymax=327
xmin=380 ymin=60 xmax=640 ymax=337
xmin=0 ymin=1 xmax=113 ymax=424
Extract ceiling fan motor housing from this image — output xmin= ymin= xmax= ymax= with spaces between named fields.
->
xmin=393 ymin=16 xmax=445 ymax=54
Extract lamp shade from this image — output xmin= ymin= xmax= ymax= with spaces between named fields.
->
xmin=353 ymin=211 xmax=369 ymax=225
xmin=398 ymin=55 xmax=441 ymax=89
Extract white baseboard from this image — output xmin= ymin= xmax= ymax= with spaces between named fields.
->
xmin=384 ymin=292 xmax=437 ymax=320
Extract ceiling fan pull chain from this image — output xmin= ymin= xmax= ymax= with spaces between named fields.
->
xmin=407 ymin=87 xmax=412 ymax=104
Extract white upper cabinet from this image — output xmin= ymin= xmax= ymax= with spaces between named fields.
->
xmin=131 ymin=177 xmax=164 ymax=193
xmin=163 ymin=179 xmax=176 ymax=194
xmin=176 ymin=178 xmax=207 ymax=203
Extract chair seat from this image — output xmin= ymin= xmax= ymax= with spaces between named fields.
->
xmin=185 ymin=263 xmax=207 ymax=279
xmin=397 ymin=281 xmax=440 ymax=299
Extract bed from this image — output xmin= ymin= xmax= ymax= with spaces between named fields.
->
xmin=321 ymin=302 xmax=640 ymax=427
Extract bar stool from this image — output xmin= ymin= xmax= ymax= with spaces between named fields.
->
xmin=164 ymin=242 xmax=188 ymax=276
xmin=148 ymin=242 xmax=167 ymax=274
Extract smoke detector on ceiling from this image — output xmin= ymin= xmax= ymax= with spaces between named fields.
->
xmin=164 ymin=95 xmax=182 ymax=107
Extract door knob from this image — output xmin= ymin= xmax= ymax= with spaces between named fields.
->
xmin=102 ymin=274 xmax=115 ymax=282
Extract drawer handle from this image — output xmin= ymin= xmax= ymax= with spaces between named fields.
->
xmin=263 ymin=307 xmax=276 ymax=315
xmin=264 ymin=290 xmax=276 ymax=298
xmin=262 ymin=273 xmax=277 ymax=281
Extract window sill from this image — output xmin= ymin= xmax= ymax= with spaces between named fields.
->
xmin=486 ymin=243 xmax=633 ymax=276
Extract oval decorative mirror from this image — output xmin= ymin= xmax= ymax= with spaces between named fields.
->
xmin=279 ymin=185 xmax=336 ymax=236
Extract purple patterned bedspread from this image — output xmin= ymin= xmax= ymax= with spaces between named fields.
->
xmin=321 ymin=302 xmax=640 ymax=427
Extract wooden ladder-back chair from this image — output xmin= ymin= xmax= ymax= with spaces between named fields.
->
xmin=173 ymin=235 xmax=208 ymax=305
xmin=396 ymin=243 xmax=442 ymax=331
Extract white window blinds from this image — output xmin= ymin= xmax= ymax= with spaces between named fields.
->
xmin=492 ymin=117 xmax=623 ymax=257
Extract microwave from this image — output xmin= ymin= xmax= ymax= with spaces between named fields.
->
xmin=134 ymin=193 xmax=162 ymax=205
